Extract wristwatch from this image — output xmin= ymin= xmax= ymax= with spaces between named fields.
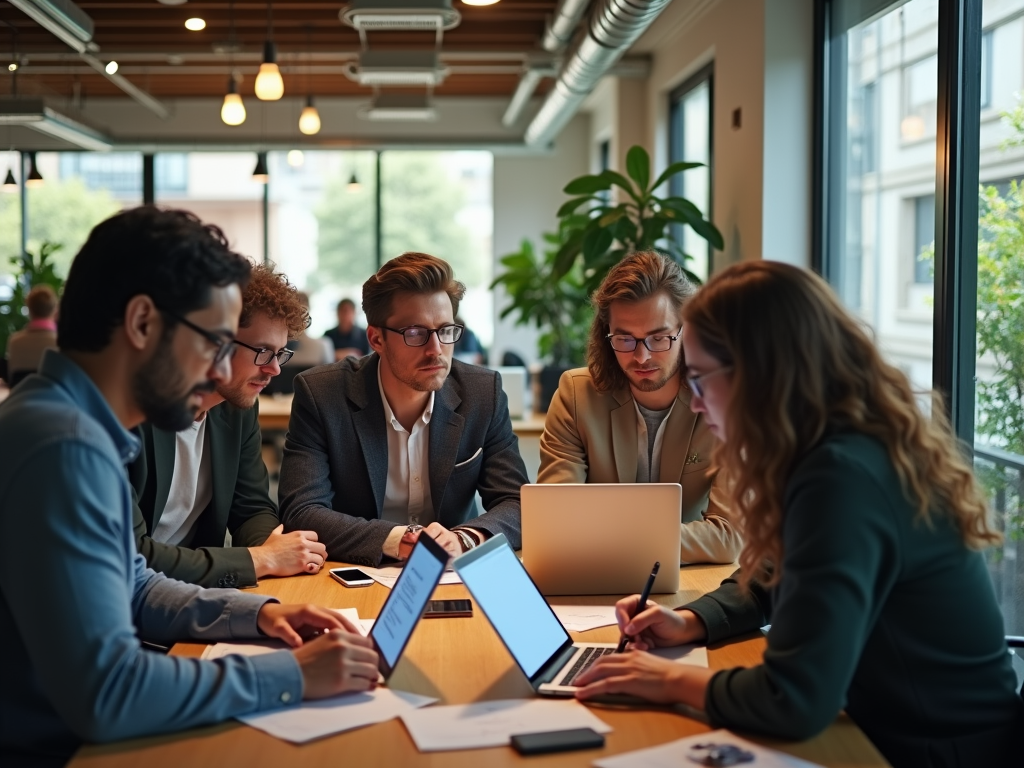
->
xmin=397 ymin=524 xmax=423 ymax=561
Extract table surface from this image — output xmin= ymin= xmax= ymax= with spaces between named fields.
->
xmin=258 ymin=394 xmax=548 ymax=435
xmin=71 ymin=563 xmax=888 ymax=768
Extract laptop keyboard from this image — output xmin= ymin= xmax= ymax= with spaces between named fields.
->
xmin=558 ymin=647 xmax=615 ymax=686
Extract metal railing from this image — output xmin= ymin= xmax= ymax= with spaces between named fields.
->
xmin=974 ymin=443 xmax=1024 ymax=636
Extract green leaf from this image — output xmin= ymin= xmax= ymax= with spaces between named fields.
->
xmin=563 ymin=175 xmax=612 ymax=195
xmin=582 ymin=227 xmax=614 ymax=265
xmin=613 ymin=215 xmax=637 ymax=245
xmin=598 ymin=207 xmax=629 ymax=227
xmin=557 ymin=196 xmax=597 ymax=218
xmin=651 ymin=161 xmax=704 ymax=192
xmin=625 ymin=146 xmax=651 ymax=192
xmin=553 ymin=230 xmax=584 ymax=279
xmin=686 ymin=216 xmax=725 ymax=250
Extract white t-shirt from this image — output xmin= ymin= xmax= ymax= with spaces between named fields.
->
xmin=634 ymin=400 xmax=675 ymax=484
xmin=151 ymin=416 xmax=214 ymax=546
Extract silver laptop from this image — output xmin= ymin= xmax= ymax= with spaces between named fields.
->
xmin=453 ymin=534 xmax=621 ymax=696
xmin=522 ymin=483 xmax=681 ymax=595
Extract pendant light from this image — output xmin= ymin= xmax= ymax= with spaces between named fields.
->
xmin=252 ymin=151 xmax=269 ymax=183
xmin=347 ymin=172 xmax=361 ymax=192
xmin=2 ymin=167 xmax=16 ymax=191
xmin=298 ymin=95 xmax=320 ymax=135
xmin=221 ymin=76 xmax=246 ymax=126
xmin=254 ymin=4 xmax=284 ymax=101
xmin=26 ymin=151 xmax=43 ymax=187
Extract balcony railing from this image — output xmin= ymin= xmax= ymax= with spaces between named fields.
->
xmin=974 ymin=443 xmax=1024 ymax=636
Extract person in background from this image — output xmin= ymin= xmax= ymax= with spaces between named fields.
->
xmin=452 ymin=315 xmax=485 ymax=365
xmin=6 ymin=283 xmax=59 ymax=385
xmin=324 ymin=298 xmax=370 ymax=361
xmin=285 ymin=291 xmax=334 ymax=367
xmin=0 ymin=207 xmax=376 ymax=766
xmin=279 ymin=252 xmax=527 ymax=566
xmin=130 ymin=263 xmax=327 ymax=589
xmin=539 ymin=251 xmax=741 ymax=564
xmin=574 ymin=261 xmax=1023 ymax=768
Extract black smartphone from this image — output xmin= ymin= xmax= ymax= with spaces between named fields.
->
xmin=510 ymin=727 xmax=605 ymax=755
xmin=329 ymin=567 xmax=375 ymax=587
xmin=422 ymin=599 xmax=473 ymax=618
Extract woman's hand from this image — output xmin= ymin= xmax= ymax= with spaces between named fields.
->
xmin=573 ymin=650 xmax=715 ymax=707
xmin=615 ymin=596 xmax=707 ymax=651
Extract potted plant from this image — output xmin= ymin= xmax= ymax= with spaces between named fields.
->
xmin=0 ymin=242 xmax=65 ymax=369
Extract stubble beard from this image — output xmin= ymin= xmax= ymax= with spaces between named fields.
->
xmin=384 ymin=343 xmax=449 ymax=392
xmin=627 ymin=354 xmax=683 ymax=393
xmin=134 ymin=337 xmax=215 ymax=431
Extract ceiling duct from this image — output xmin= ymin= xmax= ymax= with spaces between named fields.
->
xmin=525 ymin=0 xmax=671 ymax=146
xmin=542 ymin=0 xmax=592 ymax=52
xmin=340 ymin=0 xmax=460 ymax=45
xmin=0 ymin=97 xmax=112 ymax=150
xmin=358 ymin=92 xmax=437 ymax=121
xmin=345 ymin=51 xmax=449 ymax=86
xmin=8 ymin=0 xmax=96 ymax=53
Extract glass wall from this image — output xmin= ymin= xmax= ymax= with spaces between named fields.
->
xmin=669 ymin=65 xmax=713 ymax=283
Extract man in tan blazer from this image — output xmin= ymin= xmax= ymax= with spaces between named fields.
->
xmin=539 ymin=251 xmax=741 ymax=564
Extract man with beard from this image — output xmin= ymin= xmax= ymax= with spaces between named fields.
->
xmin=539 ymin=251 xmax=741 ymax=564
xmin=130 ymin=263 xmax=326 ymax=588
xmin=0 ymin=208 xmax=378 ymax=766
xmin=279 ymin=252 xmax=527 ymax=565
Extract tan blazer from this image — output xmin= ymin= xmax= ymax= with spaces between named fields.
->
xmin=538 ymin=367 xmax=741 ymax=564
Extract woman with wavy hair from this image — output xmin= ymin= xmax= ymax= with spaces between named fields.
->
xmin=575 ymin=261 xmax=1022 ymax=767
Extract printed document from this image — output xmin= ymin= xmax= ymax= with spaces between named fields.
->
xmin=593 ymin=729 xmax=823 ymax=768
xmin=362 ymin=564 xmax=462 ymax=589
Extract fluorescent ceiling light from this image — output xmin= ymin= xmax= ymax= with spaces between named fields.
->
xmin=339 ymin=0 xmax=460 ymax=32
xmin=346 ymin=51 xmax=448 ymax=86
xmin=0 ymin=98 xmax=112 ymax=150
xmin=8 ymin=0 xmax=96 ymax=53
xmin=358 ymin=93 xmax=437 ymax=121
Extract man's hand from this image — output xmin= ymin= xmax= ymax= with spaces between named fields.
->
xmin=256 ymin=603 xmax=351 ymax=648
xmin=250 ymin=524 xmax=327 ymax=578
xmin=573 ymin=650 xmax=715 ymax=706
xmin=614 ymin=597 xmax=707 ymax=650
xmin=293 ymin=629 xmax=380 ymax=700
xmin=421 ymin=522 xmax=461 ymax=558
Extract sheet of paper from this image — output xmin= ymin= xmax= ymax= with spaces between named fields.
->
xmin=593 ymin=729 xmax=823 ymax=768
xmin=549 ymin=605 xmax=619 ymax=632
xmin=238 ymin=688 xmax=437 ymax=744
xmin=362 ymin=564 xmax=462 ymax=589
xmin=649 ymin=644 xmax=709 ymax=668
xmin=400 ymin=698 xmax=612 ymax=751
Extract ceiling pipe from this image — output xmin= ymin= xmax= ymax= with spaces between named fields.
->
xmin=501 ymin=60 xmax=558 ymax=127
xmin=525 ymin=0 xmax=671 ymax=147
xmin=80 ymin=54 xmax=169 ymax=118
xmin=542 ymin=0 xmax=592 ymax=52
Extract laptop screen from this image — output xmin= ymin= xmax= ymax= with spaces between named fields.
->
xmin=371 ymin=538 xmax=447 ymax=669
xmin=455 ymin=538 xmax=570 ymax=678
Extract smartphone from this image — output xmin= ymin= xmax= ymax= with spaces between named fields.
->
xmin=329 ymin=567 xmax=374 ymax=588
xmin=510 ymin=727 xmax=605 ymax=755
xmin=422 ymin=599 xmax=473 ymax=618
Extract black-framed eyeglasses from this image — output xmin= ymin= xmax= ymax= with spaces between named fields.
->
xmin=233 ymin=339 xmax=295 ymax=367
xmin=686 ymin=366 xmax=733 ymax=398
xmin=606 ymin=327 xmax=682 ymax=353
xmin=383 ymin=324 xmax=464 ymax=347
xmin=161 ymin=310 xmax=234 ymax=365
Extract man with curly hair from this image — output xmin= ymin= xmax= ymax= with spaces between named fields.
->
xmin=130 ymin=263 xmax=327 ymax=587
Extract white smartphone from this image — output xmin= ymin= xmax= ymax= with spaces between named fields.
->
xmin=329 ymin=567 xmax=374 ymax=588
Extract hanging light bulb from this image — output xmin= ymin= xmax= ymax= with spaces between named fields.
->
xmin=287 ymin=149 xmax=304 ymax=167
xmin=347 ymin=172 xmax=361 ymax=193
xmin=2 ymin=167 xmax=17 ymax=191
xmin=252 ymin=152 xmax=269 ymax=183
xmin=298 ymin=95 xmax=321 ymax=135
xmin=255 ymin=40 xmax=284 ymax=101
xmin=105 ymin=60 xmax=118 ymax=75
xmin=26 ymin=152 xmax=43 ymax=188
xmin=221 ymin=77 xmax=246 ymax=126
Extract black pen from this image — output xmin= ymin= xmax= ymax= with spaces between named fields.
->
xmin=616 ymin=561 xmax=660 ymax=653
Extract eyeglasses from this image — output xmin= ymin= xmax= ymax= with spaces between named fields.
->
xmin=233 ymin=339 xmax=295 ymax=367
xmin=383 ymin=324 xmax=464 ymax=347
xmin=161 ymin=310 xmax=234 ymax=365
xmin=686 ymin=366 xmax=733 ymax=398
xmin=606 ymin=327 xmax=682 ymax=353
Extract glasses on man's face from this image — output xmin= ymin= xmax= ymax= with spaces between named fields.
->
xmin=383 ymin=324 xmax=464 ymax=347
xmin=686 ymin=366 xmax=733 ymax=398
xmin=162 ymin=310 xmax=234 ymax=365
xmin=606 ymin=327 xmax=682 ymax=354
xmin=233 ymin=339 xmax=294 ymax=367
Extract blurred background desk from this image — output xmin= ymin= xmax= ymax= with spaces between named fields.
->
xmin=71 ymin=563 xmax=889 ymax=768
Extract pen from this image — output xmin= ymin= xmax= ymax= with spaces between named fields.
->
xmin=616 ymin=561 xmax=660 ymax=653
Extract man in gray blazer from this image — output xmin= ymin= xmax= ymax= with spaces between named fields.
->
xmin=280 ymin=253 xmax=527 ymax=566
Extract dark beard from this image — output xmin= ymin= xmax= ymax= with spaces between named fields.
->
xmin=133 ymin=334 xmax=215 ymax=431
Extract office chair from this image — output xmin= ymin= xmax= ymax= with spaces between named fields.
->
xmin=501 ymin=351 xmax=527 ymax=368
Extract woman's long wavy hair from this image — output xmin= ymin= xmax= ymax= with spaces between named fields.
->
xmin=683 ymin=261 xmax=999 ymax=589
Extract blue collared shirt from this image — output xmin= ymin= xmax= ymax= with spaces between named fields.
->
xmin=0 ymin=351 xmax=302 ymax=763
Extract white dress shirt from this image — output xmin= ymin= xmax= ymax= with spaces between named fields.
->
xmin=151 ymin=415 xmax=213 ymax=545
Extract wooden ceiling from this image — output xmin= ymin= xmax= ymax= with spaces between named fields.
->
xmin=0 ymin=0 xmax=559 ymax=99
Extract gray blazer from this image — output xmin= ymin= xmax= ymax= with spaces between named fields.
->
xmin=279 ymin=354 xmax=527 ymax=566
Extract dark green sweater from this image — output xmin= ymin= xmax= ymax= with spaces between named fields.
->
xmin=684 ymin=432 xmax=1022 ymax=767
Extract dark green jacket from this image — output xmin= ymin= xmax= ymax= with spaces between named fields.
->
xmin=684 ymin=432 xmax=1023 ymax=768
xmin=129 ymin=401 xmax=279 ymax=588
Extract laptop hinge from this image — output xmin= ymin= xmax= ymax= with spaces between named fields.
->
xmin=533 ymin=643 xmax=578 ymax=686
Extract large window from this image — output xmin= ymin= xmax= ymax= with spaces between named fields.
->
xmin=669 ymin=64 xmax=713 ymax=283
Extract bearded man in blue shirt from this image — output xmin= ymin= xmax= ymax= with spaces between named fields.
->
xmin=0 ymin=207 xmax=379 ymax=766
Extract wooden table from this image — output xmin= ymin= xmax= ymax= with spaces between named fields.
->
xmin=71 ymin=563 xmax=888 ymax=768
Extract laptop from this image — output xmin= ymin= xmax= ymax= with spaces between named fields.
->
xmin=521 ymin=483 xmax=681 ymax=595
xmin=369 ymin=534 xmax=449 ymax=679
xmin=455 ymin=534 xmax=630 ymax=696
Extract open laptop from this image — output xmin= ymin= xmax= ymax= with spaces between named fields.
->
xmin=521 ymin=483 xmax=681 ymax=595
xmin=454 ymin=534 xmax=628 ymax=696
xmin=369 ymin=534 xmax=449 ymax=679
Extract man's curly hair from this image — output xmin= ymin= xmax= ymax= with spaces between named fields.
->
xmin=239 ymin=262 xmax=310 ymax=339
